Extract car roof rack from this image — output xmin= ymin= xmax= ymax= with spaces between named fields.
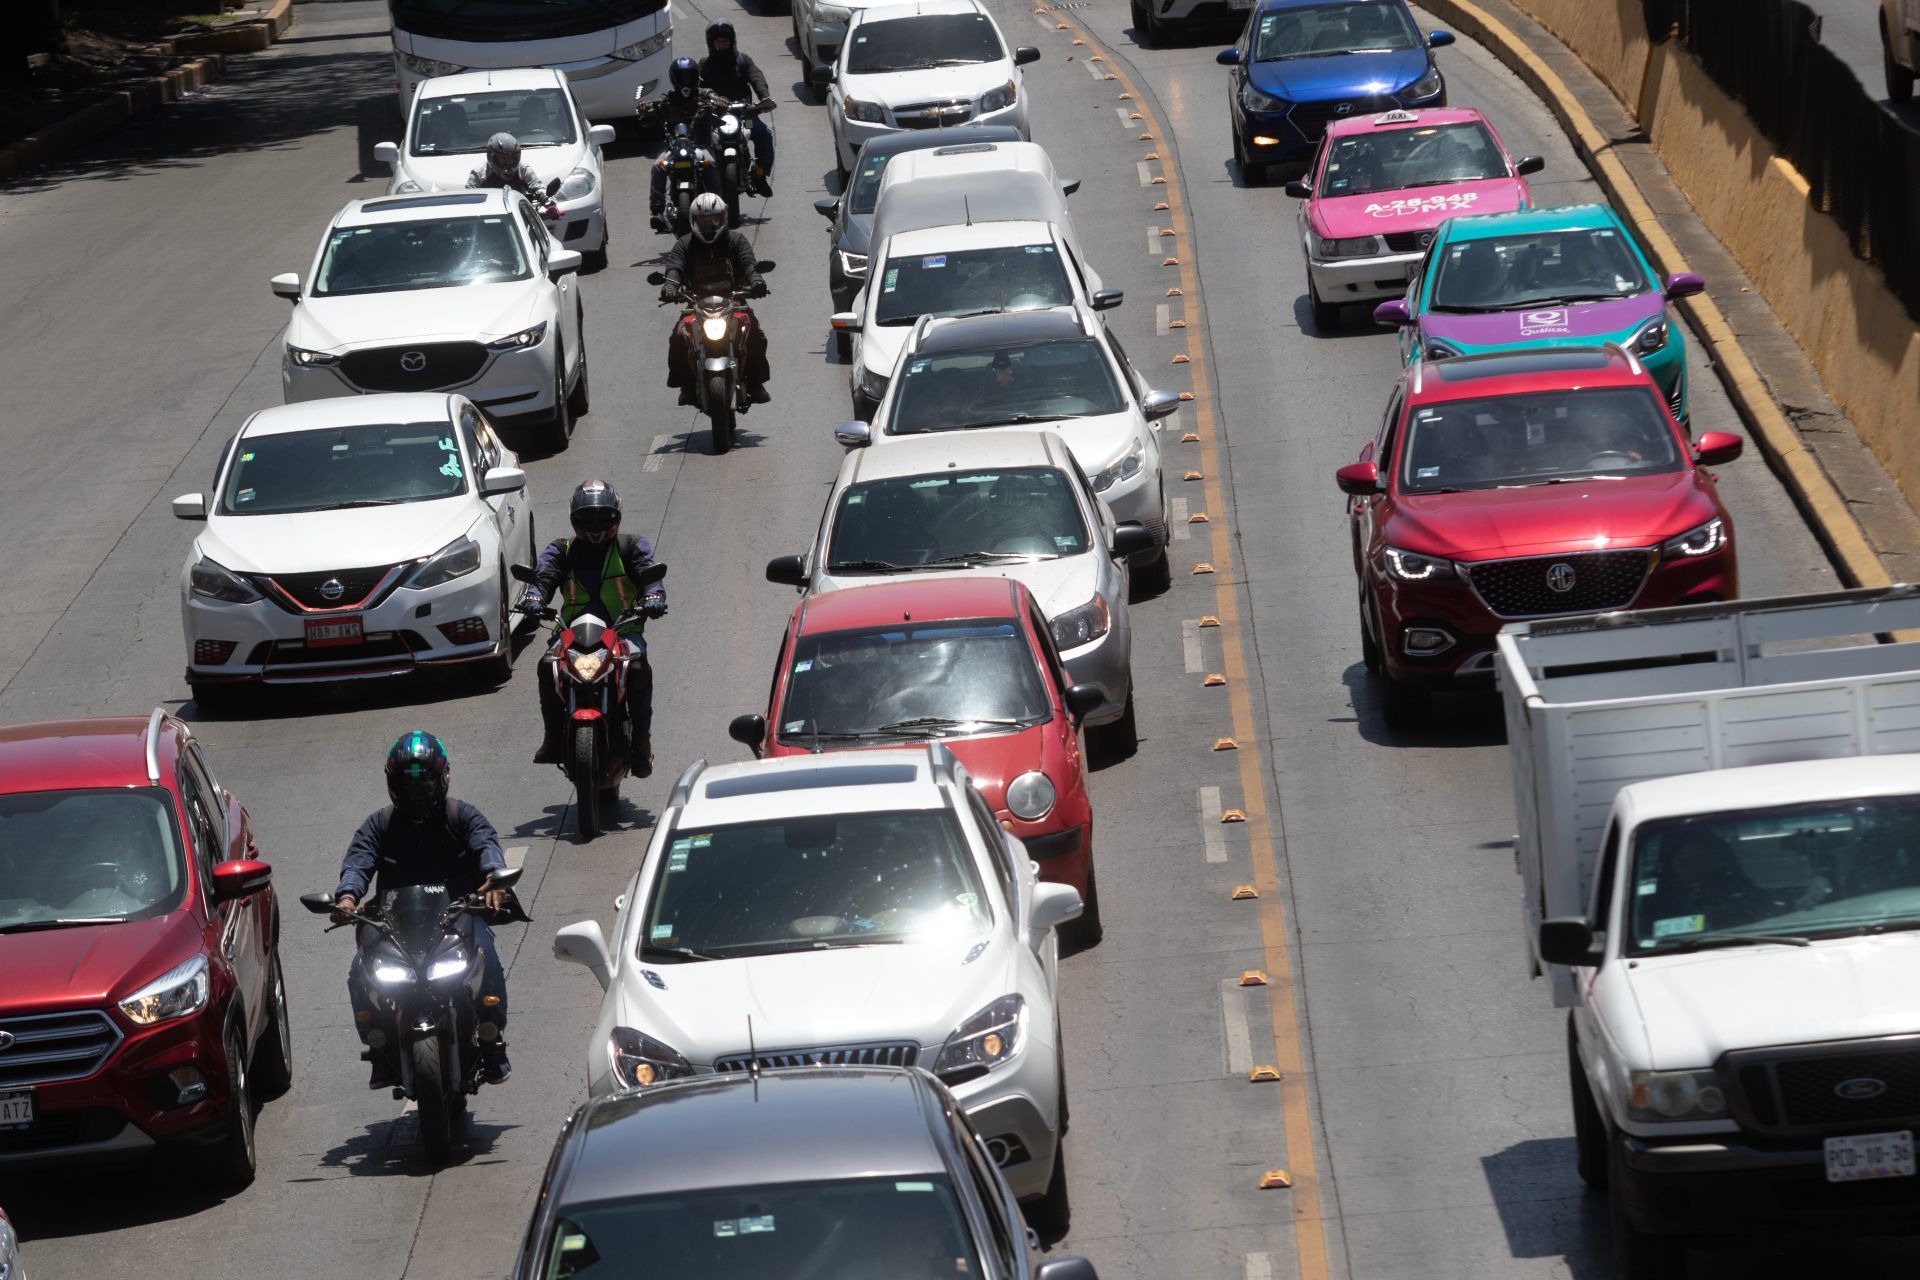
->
xmin=926 ymin=741 xmax=959 ymax=790
xmin=144 ymin=707 xmax=167 ymax=783
xmin=667 ymin=758 xmax=707 ymax=809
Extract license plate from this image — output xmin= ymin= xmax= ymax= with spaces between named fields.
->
xmin=0 ymin=1090 xmax=31 ymax=1128
xmin=1824 ymin=1131 xmax=1915 ymax=1182
xmin=305 ymin=616 xmax=364 ymax=648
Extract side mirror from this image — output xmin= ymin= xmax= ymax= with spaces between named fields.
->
xmin=645 ymin=270 xmax=667 ymax=286
xmin=1334 ymin=460 xmax=1381 ymax=496
xmin=1030 ymin=882 xmax=1084 ymax=935
xmin=1693 ymin=431 xmax=1744 ymax=466
xmin=480 ymin=465 xmax=527 ymax=496
xmin=1372 ymin=299 xmax=1412 ymax=327
xmin=589 ymin=123 xmax=616 ymax=146
xmin=1111 ymin=521 xmax=1155 ymax=560
xmin=834 ymin=420 xmax=873 ymax=448
xmin=830 ymin=311 xmax=861 ymax=331
xmin=1140 ymin=389 xmax=1180 ymax=421
xmin=1014 ymin=46 xmax=1041 ymax=65
xmin=1514 ymin=154 xmax=1545 ymax=176
xmin=728 ymin=713 xmax=768 ymax=755
xmin=1059 ymin=176 xmax=1081 ymax=197
xmin=544 ymin=177 xmax=564 ymax=198
xmin=298 ymin=891 xmax=337 ymax=915
xmin=1538 ymin=917 xmax=1602 ymax=967
xmin=172 ymin=493 xmax=208 ymax=521
xmin=211 ymin=858 xmax=272 ymax=903
xmin=810 ymin=64 xmax=836 ymax=86
xmin=1089 ymin=288 xmax=1123 ymax=312
xmin=548 ymin=248 xmax=584 ymax=277
xmin=269 ymin=272 xmax=301 ymax=302
xmin=553 ymin=919 xmax=614 ymax=991
xmin=373 ymin=140 xmax=399 ymax=167
xmin=1036 ymin=1260 xmax=1101 ymax=1280
xmin=509 ymin=562 xmax=538 ymax=584
xmin=813 ymin=196 xmax=840 ymax=219
xmin=766 ymin=554 xmax=808 ymax=587
xmin=1664 ymin=271 xmax=1705 ymax=300
xmin=1063 ymin=683 xmax=1104 ymax=723
xmin=1428 ymin=30 xmax=1456 ymax=47
xmin=489 ymin=866 xmax=524 ymax=890
xmin=1215 ymin=48 xmax=1241 ymax=65
xmin=1284 ymin=179 xmax=1312 ymax=198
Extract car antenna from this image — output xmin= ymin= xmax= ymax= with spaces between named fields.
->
xmin=964 ymin=195 xmax=973 ymax=227
xmin=746 ymin=1015 xmax=761 ymax=1096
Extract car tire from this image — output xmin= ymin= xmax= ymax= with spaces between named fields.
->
xmin=1886 ymin=17 xmax=1916 ymax=101
xmin=540 ymin=348 xmax=572 ymax=453
xmin=1130 ymin=0 xmax=1153 ymax=44
xmin=1607 ymin=1138 xmax=1686 ymax=1279
xmin=1309 ymin=277 xmax=1341 ymax=331
xmin=1056 ymin=1025 xmax=1070 ymax=1135
xmin=835 ymin=328 xmax=853 ymax=361
xmin=1569 ymin=1013 xmax=1607 ymax=1191
xmin=199 ymin=1025 xmax=257 ymax=1190
xmin=252 ymin=952 xmax=294 ymax=1100
xmin=584 ymin=223 xmax=609 ymax=271
xmin=480 ymin=576 xmax=514 ymax=685
xmin=1357 ymin=593 xmax=1381 ymax=673
xmin=1065 ymin=859 xmax=1103 ymax=948
xmin=1088 ymin=685 xmax=1138 ymax=765
xmin=567 ymin=316 xmax=591 ymax=417
xmin=1025 ymin=1138 xmax=1072 ymax=1236
xmin=1379 ymin=670 xmax=1430 ymax=730
xmin=1131 ymin=545 xmax=1172 ymax=600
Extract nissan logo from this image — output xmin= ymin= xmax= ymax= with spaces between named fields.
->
xmin=0 ymin=1031 xmax=14 ymax=1052
xmin=400 ymin=350 xmax=427 ymax=372
xmin=318 ymin=578 xmax=346 ymax=601
xmin=1835 ymin=1077 xmax=1889 ymax=1101
xmin=1545 ymin=563 xmax=1577 ymax=594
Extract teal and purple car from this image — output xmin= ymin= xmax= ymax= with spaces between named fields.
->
xmin=1373 ymin=203 xmax=1704 ymax=426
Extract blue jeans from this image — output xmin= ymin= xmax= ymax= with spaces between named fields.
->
xmin=348 ymin=919 xmax=507 ymax=1037
xmin=749 ymin=116 xmax=774 ymax=175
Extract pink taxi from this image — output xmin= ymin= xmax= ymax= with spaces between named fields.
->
xmin=1285 ymin=107 xmax=1542 ymax=329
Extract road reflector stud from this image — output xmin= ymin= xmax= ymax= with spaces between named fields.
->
xmin=1071 ymin=37 xmax=1086 ymax=44
xmin=1198 ymin=615 xmax=1219 ymax=627
xmin=1178 ymin=391 xmax=1195 ymax=400
xmin=1183 ymin=470 xmax=1203 ymax=480
xmin=1142 ymin=152 xmax=1160 ymax=160
xmin=1056 ymin=22 xmax=1069 ymax=28
xmin=1259 ymin=1170 xmax=1293 ymax=1189
xmin=1230 ymin=884 xmax=1258 ymax=900
xmin=1220 ymin=806 xmax=1245 ymax=820
xmin=1206 ymin=675 xmax=1229 ymax=690
xmin=1169 ymin=318 xmax=1186 ymax=328
xmin=1161 ymin=257 xmax=1180 ymax=266
xmin=1117 ymin=92 xmax=1132 ymax=99
xmin=1249 ymin=1065 xmax=1282 ymax=1082
xmin=1180 ymin=431 xmax=1199 ymax=442
xmin=1210 ymin=734 xmax=1235 ymax=748
xmin=1104 ymin=73 xmax=1118 ymax=79
xmin=1155 ymin=200 xmax=1170 ymax=209
xmin=1165 ymin=287 xmax=1183 ymax=296
xmin=1158 ymin=227 xmax=1176 ymax=237
xmin=1238 ymin=969 xmax=1268 ymax=986
xmin=1186 ymin=510 xmax=1208 ymax=522
xmin=1194 ymin=563 xmax=1215 ymax=576
xmin=1090 ymin=54 xmax=1105 ymax=60
xmin=1129 ymin=111 xmax=1143 ymax=120
xmin=1171 ymin=353 xmax=1191 ymax=365
xmin=1139 ymin=132 xmax=1153 ymax=140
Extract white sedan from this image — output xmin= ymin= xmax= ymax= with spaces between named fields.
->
xmin=553 ymin=745 xmax=1083 ymax=1227
xmin=172 ymin=393 xmax=533 ymax=704
xmin=374 ymin=68 xmax=617 ymax=270
xmin=272 ymin=188 xmax=589 ymax=453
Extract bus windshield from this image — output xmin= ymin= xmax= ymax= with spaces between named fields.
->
xmin=390 ymin=0 xmax=668 ymax=43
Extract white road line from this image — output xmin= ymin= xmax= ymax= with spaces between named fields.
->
xmin=1245 ymin=1253 xmax=1274 ymax=1280
xmin=1147 ymin=228 xmax=1163 ymax=255
xmin=1220 ymin=977 xmax=1254 ymax=1074
xmin=642 ymin=433 xmax=674 ymax=472
xmin=1030 ymin=10 xmax=1058 ymax=31
xmin=1114 ymin=106 xmax=1135 ymax=129
xmin=1170 ymin=495 xmax=1189 ymax=539
xmin=1156 ymin=303 xmax=1171 ymax=336
xmin=1198 ymin=785 xmax=1227 ymax=864
xmin=1082 ymin=56 xmax=1107 ymax=79
xmin=1162 ymin=408 xmax=1181 ymax=435
xmin=503 ymin=845 xmax=527 ymax=869
xmin=1136 ymin=159 xmax=1154 ymax=186
xmin=1182 ymin=618 xmax=1204 ymax=673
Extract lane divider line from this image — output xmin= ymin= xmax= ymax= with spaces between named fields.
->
xmin=1220 ymin=976 xmax=1255 ymax=1076
xmin=1137 ymin=159 xmax=1155 ymax=186
xmin=1155 ymin=303 xmax=1171 ymax=335
xmin=503 ymin=845 xmax=528 ymax=869
xmin=1082 ymin=56 xmax=1109 ymax=80
xmin=1245 ymin=1252 xmax=1274 ymax=1280
xmin=1113 ymin=107 xmax=1135 ymax=129
xmin=1197 ymin=785 xmax=1227 ymax=864
xmin=642 ymin=434 xmax=674 ymax=473
xmin=1182 ymin=619 xmax=1205 ymax=673
xmin=1169 ymin=495 xmax=1189 ymax=538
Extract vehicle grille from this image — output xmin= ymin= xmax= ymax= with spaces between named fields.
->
xmin=338 ymin=341 xmax=488 ymax=393
xmin=1667 ymin=375 xmax=1686 ymax=420
xmin=1465 ymin=550 xmax=1653 ymax=619
xmin=893 ymin=101 xmax=973 ymax=129
xmin=0 ymin=1011 xmax=122 ymax=1088
xmin=262 ymin=632 xmax=422 ymax=668
xmin=1289 ymin=97 xmax=1397 ymax=140
xmin=1732 ymin=1041 xmax=1920 ymax=1133
xmin=257 ymin=565 xmax=404 ymax=612
xmin=1383 ymin=230 xmax=1435 ymax=253
xmin=713 ymin=1041 xmax=919 ymax=1073
xmin=0 ymin=1108 xmax=127 ymax=1155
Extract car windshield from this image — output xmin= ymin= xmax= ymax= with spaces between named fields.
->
xmin=1428 ymin=226 xmax=1652 ymax=311
xmin=391 ymin=0 xmax=667 ymax=43
xmin=541 ymin=1175 xmax=982 ymax=1280
xmin=848 ymin=153 xmax=893 ymax=215
xmin=779 ymin=621 xmax=1051 ymax=743
xmin=1627 ymin=795 xmax=1920 ymax=955
xmin=0 ymin=789 xmax=186 ymax=931
xmin=1318 ymin=121 xmax=1506 ymax=197
xmin=1252 ymin=0 xmax=1420 ymax=61
xmin=1398 ymin=387 xmax=1681 ymax=493
xmin=826 ymin=466 xmax=1089 ymax=570
xmin=221 ymin=424 xmax=469 ymax=515
xmin=641 ymin=810 xmax=991 ymax=957
xmin=847 ymin=13 xmax=1005 ymax=73
xmin=887 ymin=338 xmax=1125 ymax=433
xmin=312 ymin=216 xmax=531 ymax=297
xmin=873 ymin=244 xmax=1073 ymax=326
xmin=411 ymin=88 xmax=577 ymax=156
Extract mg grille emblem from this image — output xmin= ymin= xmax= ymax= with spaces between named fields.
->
xmin=400 ymin=350 xmax=427 ymax=372
xmin=1545 ymin=563 xmax=1577 ymax=594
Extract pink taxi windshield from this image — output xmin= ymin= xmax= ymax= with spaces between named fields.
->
xmin=1316 ymin=121 xmax=1505 ymax=197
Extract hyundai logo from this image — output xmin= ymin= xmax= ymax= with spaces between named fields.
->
xmin=400 ymin=350 xmax=427 ymax=372
xmin=0 ymin=1031 xmax=14 ymax=1052
xmin=318 ymin=578 xmax=346 ymax=601
xmin=1335 ymin=102 xmax=1353 ymax=115
xmin=1545 ymin=563 xmax=1577 ymax=594
xmin=1835 ymin=1077 xmax=1889 ymax=1101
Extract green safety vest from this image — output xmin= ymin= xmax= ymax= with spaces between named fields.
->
xmin=560 ymin=539 xmax=639 ymax=625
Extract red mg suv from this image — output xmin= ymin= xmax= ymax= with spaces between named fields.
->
xmin=727 ymin=578 xmax=1106 ymax=941
xmin=0 ymin=710 xmax=287 ymax=1187
xmin=1338 ymin=345 xmax=1742 ymax=726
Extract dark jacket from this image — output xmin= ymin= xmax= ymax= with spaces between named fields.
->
xmin=335 ymin=799 xmax=506 ymax=901
xmin=661 ymin=228 xmax=762 ymax=297
xmin=466 ymin=163 xmax=544 ymax=202
xmin=699 ymin=51 xmax=770 ymax=104
xmin=527 ymin=533 xmax=665 ymax=621
xmin=652 ymin=89 xmax=724 ymax=140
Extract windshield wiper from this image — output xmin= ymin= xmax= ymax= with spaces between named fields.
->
xmin=949 ymin=413 xmax=1067 ymax=429
xmin=825 ymin=558 xmax=920 ymax=573
xmin=873 ymin=715 xmax=1024 ymax=735
xmin=1656 ymin=932 xmax=1812 ymax=953
xmin=920 ymin=550 xmax=1051 ymax=565
xmin=1398 ymin=176 xmax=1501 ymax=190
xmin=1508 ymin=293 xmax=1633 ymax=308
xmin=0 ymin=916 xmax=128 ymax=934
xmin=330 ymin=498 xmax=414 ymax=509
xmin=640 ymin=943 xmax=725 ymax=962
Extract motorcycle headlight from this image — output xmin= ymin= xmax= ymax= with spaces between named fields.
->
xmin=1423 ymin=338 xmax=1464 ymax=360
xmin=408 ymin=535 xmax=482 ymax=589
xmin=979 ymin=80 xmax=1016 ymax=113
xmin=931 ymin=994 xmax=1026 ymax=1081
xmin=371 ymin=961 xmax=416 ymax=985
xmin=486 ymin=321 xmax=547 ymax=351
xmin=559 ymin=166 xmax=596 ymax=200
xmin=392 ymin=178 xmax=424 ymax=195
xmin=837 ymin=249 xmax=869 ymax=278
xmin=613 ymin=30 xmax=670 ymax=61
xmin=427 ymin=950 xmax=468 ymax=982
xmin=119 ymin=954 xmax=211 ymax=1026
xmin=701 ymin=315 xmax=730 ymax=341
xmin=568 ymin=649 xmax=608 ymax=681
xmin=843 ymin=98 xmax=887 ymax=124
xmin=1404 ymin=64 xmax=1443 ymax=100
xmin=1091 ymin=438 xmax=1145 ymax=493
xmin=1631 ymin=314 xmax=1669 ymax=354
xmin=286 ymin=344 xmax=337 ymax=367
xmin=608 ymin=1026 xmax=696 ymax=1089
xmin=398 ymin=51 xmax=463 ymax=78
xmin=190 ymin=556 xmax=262 ymax=605
xmin=1049 ymin=595 xmax=1111 ymax=650
xmin=1315 ymin=236 xmax=1380 ymax=258
xmin=1662 ymin=516 xmax=1726 ymax=558
xmin=1005 ymin=771 xmax=1056 ymax=821
xmin=1626 ymin=1068 xmax=1726 ymax=1123
xmin=1383 ymin=547 xmax=1454 ymax=581
xmin=1240 ymin=84 xmax=1286 ymax=112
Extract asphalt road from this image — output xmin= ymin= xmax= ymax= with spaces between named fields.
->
xmin=0 ymin=1 xmax=1905 ymax=1277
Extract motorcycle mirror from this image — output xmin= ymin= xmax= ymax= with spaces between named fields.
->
xmin=509 ymin=563 xmax=538 ymax=584
xmin=646 ymin=270 xmax=667 ymax=286
xmin=299 ymin=891 xmax=338 ymax=915
xmin=756 ymin=260 xmax=777 ymax=272
xmin=488 ymin=866 xmax=524 ymax=890
xmin=544 ymin=177 xmax=563 ymax=197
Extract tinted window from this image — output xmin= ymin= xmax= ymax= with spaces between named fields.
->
xmin=778 ymin=621 xmax=1050 ymax=743
xmin=888 ymin=338 xmax=1125 ymax=434
xmin=0 ymin=790 xmax=187 ymax=929
xmin=847 ymin=13 xmax=1005 ymax=72
xmin=312 ymin=216 xmax=531 ymax=296
xmin=392 ymin=0 xmax=667 ymax=42
xmin=1252 ymin=1 xmax=1419 ymax=60
xmin=1318 ymin=121 xmax=1506 ymax=197
xmin=221 ymin=424 xmax=469 ymax=515
xmin=1398 ymin=387 xmax=1680 ymax=493
xmin=411 ymin=88 xmax=577 ymax=156
xmin=1429 ymin=226 xmax=1652 ymax=310
xmin=826 ymin=467 xmax=1088 ymax=571
xmin=874 ymin=245 xmax=1073 ymax=326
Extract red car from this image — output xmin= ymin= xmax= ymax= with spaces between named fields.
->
xmin=727 ymin=578 xmax=1106 ymax=940
xmin=1338 ymin=344 xmax=1742 ymax=726
xmin=0 ymin=710 xmax=287 ymax=1186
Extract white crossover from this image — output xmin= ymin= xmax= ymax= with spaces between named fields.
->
xmin=552 ymin=745 xmax=1084 ymax=1212
xmin=172 ymin=394 xmax=533 ymax=701
xmin=375 ymin=69 xmax=618 ymax=268
xmin=271 ymin=188 xmax=589 ymax=452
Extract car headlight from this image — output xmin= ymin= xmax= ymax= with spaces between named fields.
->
xmin=837 ymin=249 xmax=869 ymax=278
xmin=1404 ymin=64 xmax=1443 ymax=100
xmin=119 ymin=954 xmax=211 ymax=1026
xmin=568 ymin=649 xmax=608 ymax=681
xmin=1627 ymin=1068 xmax=1727 ymax=1123
xmin=286 ymin=344 xmax=337 ymax=367
xmin=979 ymin=80 xmax=1017 ymax=113
xmin=427 ymin=951 xmax=468 ymax=982
xmin=932 ymin=994 xmax=1026 ymax=1081
xmin=1240 ymin=85 xmax=1287 ymax=112
xmin=409 ymin=535 xmax=482 ymax=589
xmin=1662 ymin=517 xmax=1726 ymax=558
xmin=1383 ymin=547 xmax=1454 ymax=581
xmin=613 ymin=30 xmax=670 ymax=60
xmin=1631 ymin=314 xmax=1669 ymax=354
xmin=844 ymin=98 xmax=887 ymax=124
xmin=1091 ymin=438 xmax=1145 ymax=493
xmin=1423 ymin=337 xmax=1464 ymax=360
xmin=1050 ymin=595 xmax=1111 ymax=650
xmin=609 ymin=1027 xmax=696 ymax=1089
xmin=855 ymin=364 xmax=890 ymax=403
xmin=190 ymin=556 xmax=262 ymax=605
xmin=393 ymin=178 xmax=424 ymax=195
xmin=398 ymin=50 xmax=463 ymax=78
xmin=371 ymin=961 xmax=416 ymax=985
xmin=815 ymin=3 xmax=852 ymax=24
xmin=559 ymin=167 xmax=596 ymax=200
xmin=701 ymin=315 xmax=730 ymax=341
xmin=486 ymin=321 xmax=547 ymax=351
xmin=1005 ymin=771 xmax=1056 ymax=821
xmin=1315 ymin=236 xmax=1380 ymax=258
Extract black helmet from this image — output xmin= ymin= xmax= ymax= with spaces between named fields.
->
xmin=570 ymin=477 xmax=621 ymax=543
xmin=484 ymin=131 xmax=521 ymax=175
xmin=705 ymin=20 xmax=736 ymax=53
xmin=668 ymin=56 xmax=701 ymax=98
xmin=386 ymin=731 xmax=450 ymax=824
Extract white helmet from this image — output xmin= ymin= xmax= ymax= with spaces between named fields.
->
xmin=691 ymin=192 xmax=728 ymax=243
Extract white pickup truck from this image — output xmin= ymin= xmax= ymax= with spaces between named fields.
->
xmin=1497 ymin=586 xmax=1920 ymax=1277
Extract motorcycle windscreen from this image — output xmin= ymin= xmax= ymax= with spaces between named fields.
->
xmin=382 ymin=884 xmax=454 ymax=958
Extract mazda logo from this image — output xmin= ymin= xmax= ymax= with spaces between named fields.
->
xmin=1835 ymin=1077 xmax=1889 ymax=1101
xmin=400 ymin=350 xmax=427 ymax=372
xmin=0 ymin=1031 xmax=14 ymax=1052
xmin=318 ymin=578 xmax=346 ymax=601
xmin=1545 ymin=563 xmax=1577 ymax=594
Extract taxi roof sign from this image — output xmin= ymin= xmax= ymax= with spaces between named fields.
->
xmin=1372 ymin=109 xmax=1419 ymax=125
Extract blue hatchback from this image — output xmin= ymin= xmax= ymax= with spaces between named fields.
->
xmin=1218 ymin=0 xmax=1453 ymax=182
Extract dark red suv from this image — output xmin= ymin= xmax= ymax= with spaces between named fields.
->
xmin=0 ymin=710 xmax=287 ymax=1187
xmin=1338 ymin=345 xmax=1742 ymax=727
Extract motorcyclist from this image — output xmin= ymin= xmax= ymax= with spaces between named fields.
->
xmin=644 ymin=56 xmax=724 ymax=232
xmin=699 ymin=20 xmax=776 ymax=195
xmin=465 ymin=132 xmax=545 ymax=204
xmin=332 ymin=732 xmax=512 ymax=1088
xmin=520 ymin=479 xmax=668 ymax=774
xmin=660 ymin=193 xmax=771 ymax=404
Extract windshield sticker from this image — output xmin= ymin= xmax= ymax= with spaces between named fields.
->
xmin=784 ymin=720 xmax=806 ymax=733
xmin=956 ymin=892 xmax=978 ymax=908
xmin=883 ymin=268 xmax=899 ymax=293
xmin=670 ymin=838 xmax=692 ymax=854
xmin=236 ymin=488 xmax=256 ymax=504
xmin=1365 ymin=192 xmax=1480 ymax=218
xmin=715 ymin=1216 xmax=775 ymax=1238
xmin=689 ymin=833 xmax=712 ymax=849
xmin=1636 ymin=880 xmax=1657 ymax=895
xmin=793 ymin=659 xmax=813 ymax=673
xmin=650 ymin=923 xmax=675 ymax=939
xmin=239 ymin=451 xmax=255 ymax=462
xmin=921 ymin=255 xmax=947 ymax=269
xmin=895 ymin=1181 xmax=935 ymax=1192
xmin=1022 ymin=244 xmax=1052 ymax=254
xmin=333 ymin=443 xmax=350 ymax=452
xmin=1651 ymin=914 xmax=1705 ymax=939
xmin=1416 ymin=466 xmax=1440 ymax=479
xmin=1519 ymin=308 xmax=1571 ymax=336
xmin=666 ymin=851 xmax=688 ymax=873
xmin=1054 ymin=535 xmax=1075 ymax=548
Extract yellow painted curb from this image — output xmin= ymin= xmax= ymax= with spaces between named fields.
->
xmin=1416 ymin=0 xmax=1891 ymax=588
xmin=170 ymin=0 xmax=296 ymax=55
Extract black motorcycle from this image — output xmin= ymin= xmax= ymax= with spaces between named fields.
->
xmin=652 ymin=123 xmax=718 ymax=236
xmin=705 ymin=99 xmax=773 ymax=226
xmin=649 ymin=264 xmax=774 ymax=453
xmin=300 ymin=868 xmax=524 ymax=1163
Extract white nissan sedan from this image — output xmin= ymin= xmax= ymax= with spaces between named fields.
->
xmin=552 ymin=745 xmax=1082 ymax=1228
xmin=171 ymin=394 xmax=533 ymax=705
xmin=272 ymin=189 xmax=589 ymax=453
xmin=374 ymin=69 xmax=617 ymax=269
